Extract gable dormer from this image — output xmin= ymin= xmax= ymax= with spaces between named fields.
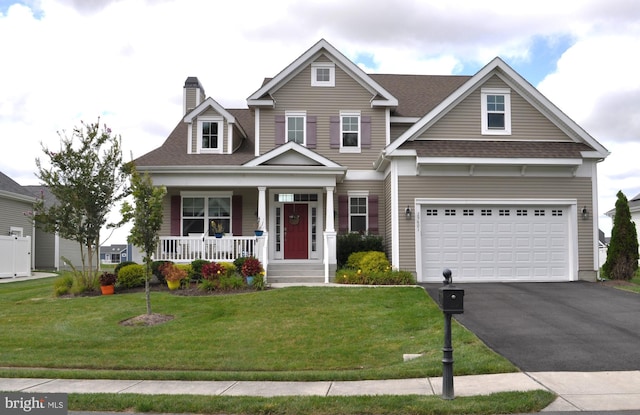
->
xmin=183 ymin=94 xmax=247 ymax=155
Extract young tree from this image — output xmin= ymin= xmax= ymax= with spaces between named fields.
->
xmin=119 ymin=168 xmax=166 ymax=315
xmin=34 ymin=119 xmax=130 ymax=289
xmin=603 ymin=190 xmax=639 ymax=280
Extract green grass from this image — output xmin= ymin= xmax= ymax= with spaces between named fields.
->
xmin=0 ymin=277 xmax=514 ymax=380
xmin=0 ymin=277 xmax=554 ymax=414
xmin=69 ymin=390 xmax=556 ymax=415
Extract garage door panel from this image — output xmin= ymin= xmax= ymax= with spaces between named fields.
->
xmin=421 ymin=204 xmax=570 ymax=282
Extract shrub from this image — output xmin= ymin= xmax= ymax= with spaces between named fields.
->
xmin=252 ymin=274 xmax=266 ymax=290
xmin=151 ymin=261 xmax=172 ymax=282
xmin=346 ymin=251 xmax=368 ymax=269
xmin=218 ymin=275 xmax=244 ymax=290
xmin=220 ymin=262 xmax=236 ymax=276
xmin=190 ymin=259 xmax=210 ymax=281
xmin=53 ymin=274 xmax=74 ymax=296
xmin=234 ymin=256 xmax=249 ymax=271
xmin=114 ymin=261 xmax=137 ymax=276
xmin=359 ymin=251 xmax=390 ymax=274
xmin=202 ymin=262 xmax=225 ymax=280
xmin=198 ymin=279 xmax=218 ymax=292
xmin=603 ymin=190 xmax=639 ymax=280
xmin=241 ymin=257 xmax=263 ymax=277
xmin=337 ymin=233 xmax=384 ymax=268
xmin=117 ymin=264 xmax=146 ymax=288
xmin=335 ymin=268 xmax=415 ymax=285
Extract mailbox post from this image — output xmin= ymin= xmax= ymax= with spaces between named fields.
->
xmin=437 ymin=268 xmax=464 ymax=400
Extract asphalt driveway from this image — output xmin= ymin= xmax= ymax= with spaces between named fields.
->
xmin=423 ymin=282 xmax=640 ymax=372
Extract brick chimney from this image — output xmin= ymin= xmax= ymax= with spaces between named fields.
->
xmin=183 ymin=76 xmax=206 ymax=114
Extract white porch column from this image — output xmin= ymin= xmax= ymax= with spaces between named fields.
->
xmin=257 ymin=186 xmax=266 ymax=230
xmin=324 ymin=186 xmax=337 ymax=283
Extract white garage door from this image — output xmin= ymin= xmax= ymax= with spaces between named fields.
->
xmin=421 ymin=205 xmax=570 ymax=282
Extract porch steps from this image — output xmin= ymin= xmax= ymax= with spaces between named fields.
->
xmin=266 ymin=263 xmax=326 ymax=284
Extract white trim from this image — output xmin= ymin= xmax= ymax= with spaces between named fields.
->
xmin=591 ymin=161 xmax=600 ymax=276
xmin=254 ymin=108 xmax=261 ymax=157
xmin=247 ymin=39 xmax=398 ymax=108
xmin=184 ymin=97 xmax=236 ymax=124
xmin=244 ymin=141 xmax=343 ymax=168
xmin=285 ymin=111 xmax=307 ymax=145
xmin=385 ymin=108 xmax=391 ymax=146
xmin=311 ymin=62 xmax=335 ymax=87
xmin=227 ymin=122 xmax=233 ymax=155
xmin=481 ymin=88 xmax=511 ymax=135
xmin=414 ymin=198 xmax=578 ymax=282
xmin=339 ymin=111 xmax=361 ymax=153
xmin=347 ymin=192 xmax=369 ymax=233
xmin=344 ymin=170 xmax=385 ymax=181
xmin=391 ymin=162 xmax=400 ymax=269
xmin=385 ymin=57 xmax=609 ymax=158
xmin=196 ymin=116 xmax=224 ymax=154
xmin=187 ymin=122 xmax=193 ymax=154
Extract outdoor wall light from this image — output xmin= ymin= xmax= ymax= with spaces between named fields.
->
xmin=581 ymin=206 xmax=589 ymax=220
xmin=405 ymin=206 xmax=412 ymax=220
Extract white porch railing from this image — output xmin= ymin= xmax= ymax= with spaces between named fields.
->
xmin=155 ymin=236 xmax=258 ymax=263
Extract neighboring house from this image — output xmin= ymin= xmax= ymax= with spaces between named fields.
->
xmin=135 ymin=39 xmax=609 ymax=283
xmin=605 ymin=192 xmax=640 ymax=264
xmin=100 ymin=244 xmax=128 ymax=264
xmin=0 ymin=171 xmax=35 ymax=276
xmin=23 ymin=185 xmax=85 ymax=271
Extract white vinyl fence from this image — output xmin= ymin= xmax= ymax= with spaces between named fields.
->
xmin=0 ymin=235 xmax=31 ymax=278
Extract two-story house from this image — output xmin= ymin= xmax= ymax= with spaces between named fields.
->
xmin=135 ymin=39 xmax=609 ymax=283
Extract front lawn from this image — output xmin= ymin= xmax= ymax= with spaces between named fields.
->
xmin=0 ymin=278 xmax=514 ymax=381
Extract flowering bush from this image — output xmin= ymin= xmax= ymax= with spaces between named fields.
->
xmin=241 ymin=257 xmax=263 ymax=277
xmin=335 ymin=268 xmax=415 ymax=285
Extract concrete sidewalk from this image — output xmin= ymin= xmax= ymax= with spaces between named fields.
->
xmin=3 ymin=371 xmax=640 ymax=412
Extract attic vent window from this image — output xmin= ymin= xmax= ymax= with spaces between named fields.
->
xmin=311 ymin=62 xmax=335 ymax=87
xmin=481 ymin=88 xmax=511 ymax=135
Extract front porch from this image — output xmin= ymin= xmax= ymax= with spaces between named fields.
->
xmin=154 ymin=234 xmax=330 ymax=283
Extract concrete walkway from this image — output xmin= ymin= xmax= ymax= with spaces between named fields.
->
xmin=3 ymin=371 xmax=640 ymax=412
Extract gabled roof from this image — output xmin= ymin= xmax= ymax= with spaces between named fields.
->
xmin=184 ymin=97 xmax=247 ymax=139
xmin=243 ymin=141 xmax=343 ymax=168
xmin=247 ymin=39 xmax=398 ymax=108
xmin=0 ymin=171 xmax=35 ymax=202
xmin=385 ymin=57 xmax=610 ymax=158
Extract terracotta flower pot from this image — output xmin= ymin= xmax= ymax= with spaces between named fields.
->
xmin=100 ymin=285 xmax=115 ymax=295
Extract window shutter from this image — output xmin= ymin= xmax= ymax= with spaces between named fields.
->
xmin=170 ymin=195 xmax=181 ymax=236
xmin=306 ymin=116 xmax=317 ymax=148
xmin=330 ymin=116 xmax=340 ymax=148
xmin=275 ymin=115 xmax=285 ymax=145
xmin=361 ymin=116 xmax=371 ymax=149
xmin=232 ymin=195 xmax=243 ymax=235
xmin=368 ymin=195 xmax=378 ymax=234
xmin=338 ymin=195 xmax=348 ymax=233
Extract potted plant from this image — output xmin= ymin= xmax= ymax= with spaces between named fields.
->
xmin=254 ymin=218 xmax=264 ymax=237
xmin=210 ymin=220 xmax=225 ymax=238
xmin=159 ymin=262 xmax=187 ymax=290
xmin=241 ymin=256 xmax=264 ymax=286
xmin=99 ymin=271 xmax=117 ymax=295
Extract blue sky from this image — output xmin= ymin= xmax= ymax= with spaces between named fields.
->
xmin=1 ymin=0 xmax=639 ymax=244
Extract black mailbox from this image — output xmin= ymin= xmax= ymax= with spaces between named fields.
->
xmin=438 ymin=286 xmax=464 ymax=314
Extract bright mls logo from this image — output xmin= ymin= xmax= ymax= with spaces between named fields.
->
xmin=1 ymin=393 xmax=67 ymax=415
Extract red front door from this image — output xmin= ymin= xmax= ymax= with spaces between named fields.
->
xmin=284 ymin=203 xmax=308 ymax=259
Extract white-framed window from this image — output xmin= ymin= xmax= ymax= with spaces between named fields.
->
xmin=197 ymin=116 xmax=223 ymax=153
xmin=340 ymin=112 xmax=360 ymax=153
xmin=348 ymin=191 xmax=368 ymax=233
xmin=286 ymin=112 xmax=306 ymax=144
xmin=181 ymin=192 xmax=232 ymax=236
xmin=481 ymin=88 xmax=511 ymax=135
xmin=311 ymin=62 xmax=335 ymax=87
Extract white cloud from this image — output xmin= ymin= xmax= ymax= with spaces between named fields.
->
xmin=1 ymin=0 xmax=638 ymax=242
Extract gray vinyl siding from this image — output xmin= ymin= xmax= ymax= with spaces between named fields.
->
xmin=185 ymin=88 xmax=199 ymax=112
xmin=336 ymin=180 xmax=385 ymax=236
xmin=58 ymin=239 xmax=85 ymax=271
xmin=420 ymin=75 xmax=571 ymax=141
xmin=397 ymin=176 xmax=594 ymax=275
xmin=261 ymin=62 xmax=387 ymax=170
xmin=0 ymin=197 xmax=33 ymax=238
xmin=391 ymin=123 xmax=412 ymax=141
xmin=33 ymin=228 xmax=55 ymax=270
